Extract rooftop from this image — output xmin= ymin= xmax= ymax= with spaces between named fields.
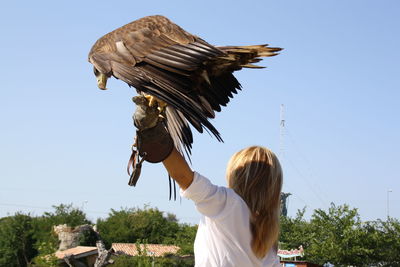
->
xmin=112 ymin=243 xmax=180 ymax=257
xmin=55 ymin=246 xmax=98 ymax=259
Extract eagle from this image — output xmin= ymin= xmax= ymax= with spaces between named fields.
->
xmin=88 ymin=15 xmax=281 ymax=159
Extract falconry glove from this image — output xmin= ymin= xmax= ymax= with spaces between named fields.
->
xmin=127 ymin=95 xmax=173 ymax=186
xmin=133 ymin=95 xmax=174 ymax=163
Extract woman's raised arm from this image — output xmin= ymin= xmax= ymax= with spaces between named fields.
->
xmin=162 ymin=147 xmax=194 ymax=190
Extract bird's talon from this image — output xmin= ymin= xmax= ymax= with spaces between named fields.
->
xmin=144 ymin=95 xmax=156 ymax=107
xmin=143 ymin=94 xmax=167 ymax=112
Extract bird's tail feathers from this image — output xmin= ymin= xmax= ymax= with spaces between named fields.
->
xmin=216 ymin=44 xmax=282 ymax=69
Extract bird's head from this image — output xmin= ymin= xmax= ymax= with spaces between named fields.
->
xmin=93 ymin=67 xmax=109 ymax=90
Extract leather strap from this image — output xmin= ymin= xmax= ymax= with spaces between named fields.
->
xmin=127 ymin=148 xmax=146 ymax=187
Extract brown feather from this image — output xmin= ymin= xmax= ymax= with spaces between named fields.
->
xmin=88 ymin=15 xmax=281 ymax=158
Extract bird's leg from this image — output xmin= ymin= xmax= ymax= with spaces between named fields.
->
xmin=144 ymin=94 xmax=167 ymax=113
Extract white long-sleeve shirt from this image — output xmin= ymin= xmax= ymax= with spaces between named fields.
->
xmin=181 ymin=172 xmax=281 ymax=267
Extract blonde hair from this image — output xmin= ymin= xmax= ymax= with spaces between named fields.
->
xmin=226 ymin=146 xmax=282 ymax=258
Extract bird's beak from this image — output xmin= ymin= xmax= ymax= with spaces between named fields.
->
xmin=97 ymin=73 xmax=108 ymax=90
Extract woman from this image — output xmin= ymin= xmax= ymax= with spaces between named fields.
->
xmin=133 ymin=96 xmax=282 ymax=266
xmin=162 ymin=146 xmax=282 ymax=266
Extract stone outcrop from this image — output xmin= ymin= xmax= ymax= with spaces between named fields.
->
xmin=54 ymin=224 xmax=94 ymax=251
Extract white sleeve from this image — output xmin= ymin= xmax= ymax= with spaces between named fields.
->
xmin=181 ymin=172 xmax=233 ymax=218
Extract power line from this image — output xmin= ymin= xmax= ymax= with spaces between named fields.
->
xmin=279 ymin=104 xmax=310 ymax=211
xmin=279 ymin=104 xmax=329 ymax=210
xmin=285 ymin=155 xmax=328 ymax=208
xmin=280 ymin=104 xmax=285 ymax=159
xmin=0 ymin=202 xmax=109 ymax=216
xmin=0 ymin=203 xmax=50 ymax=210
xmin=285 ymin=128 xmax=330 ymax=208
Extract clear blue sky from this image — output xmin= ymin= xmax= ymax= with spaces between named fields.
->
xmin=1 ymin=0 xmax=399 ymax=224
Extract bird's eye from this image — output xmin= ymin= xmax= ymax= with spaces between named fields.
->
xmin=93 ymin=67 xmax=100 ymax=76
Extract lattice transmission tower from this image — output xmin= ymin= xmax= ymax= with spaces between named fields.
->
xmin=280 ymin=104 xmax=291 ymax=217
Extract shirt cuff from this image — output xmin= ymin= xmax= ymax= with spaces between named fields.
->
xmin=180 ymin=171 xmax=205 ymax=201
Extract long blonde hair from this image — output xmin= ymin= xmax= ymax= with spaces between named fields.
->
xmin=226 ymin=146 xmax=282 ymax=258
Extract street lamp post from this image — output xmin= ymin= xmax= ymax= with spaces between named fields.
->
xmin=387 ymin=189 xmax=392 ymax=220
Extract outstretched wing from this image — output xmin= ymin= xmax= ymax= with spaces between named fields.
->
xmin=88 ymin=15 xmax=281 ymax=158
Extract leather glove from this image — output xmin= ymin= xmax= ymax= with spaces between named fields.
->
xmin=132 ymin=95 xmax=173 ymax=163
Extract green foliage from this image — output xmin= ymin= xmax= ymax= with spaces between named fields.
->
xmin=111 ymin=254 xmax=194 ymax=267
xmin=155 ymin=254 xmax=195 ymax=267
xmin=31 ymin=203 xmax=92 ymax=264
xmin=32 ymin=203 xmax=92 ymax=248
xmin=96 ymin=206 xmax=180 ymax=248
xmin=306 ymin=203 xmax=370 ymax=265
xmin=39 ymin=203 xmax=91 ymax=229
xmin=378 ymin=218 xmax=400 ymax=265
xmin=3 ymin=203 xmax=400 ymax=267
xmin=280 ymin=207 xmax=311 ymax=250
xmin=31 ymin=241 xmax=59 ymax=267
xmin=0 ymin=205 xmax=92 ymax=267
xmin=0 ymin=213 xmax=37 ymax=267
xmin=361 ymin=218 xmax=400 ymax=266
xmin=112 ymin=254 xmax=152 ymax=267
xmin=280 ymin=203 xmax=400 ymax=266
xmin=173 ymin=224 xmax=197 ymax=255
xmin=79 ymin=227 xmax=98 ymax=247
xmin=0 ymin=204 xmax=195 ymax=267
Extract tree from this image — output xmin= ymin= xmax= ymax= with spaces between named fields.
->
xmin=0 ymin=213 xmax=37 ymax=267
xmin=31 ymin=204 xmax=92 ymax=267
xmin=280 ymin=207 xmax=312 ymax=250
xmin=37 ymin=203 xmax=91 ymax=228
xmin=32 ymin=203 xmax=92 ymax=248
xmin=362 ymin=218 xmax=400 ymax=266
xmin=306 ymin=203 xmax=372 ymax=265
xmin=279 ymin=203 xmax=400 ymax=266
xmin=280 ymin=203 xmax=379 ymax=266
xmin=111 ymin=254 xmax=194 ymax=267
xmin=174 ymin=224 xmax=197 ymax=255
xmin=96 ymin=207 xmax=180 ymax=248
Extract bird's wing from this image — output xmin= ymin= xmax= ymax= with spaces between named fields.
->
xmin=88 ymin=15 xmax=281 ymax=157
xmin=88 ymin=16 xmax=228 ymax=156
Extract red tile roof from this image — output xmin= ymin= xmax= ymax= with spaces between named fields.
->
xmin=112 ymin=243 xmax=180 ymax=257
xmin=55 ymin=246 xmax=98 ymax=259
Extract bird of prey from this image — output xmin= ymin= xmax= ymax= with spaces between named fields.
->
xmin=88 ymin=15 xmax=281 ymax=159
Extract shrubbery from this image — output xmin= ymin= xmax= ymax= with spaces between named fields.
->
xmin=1 ymin=203 xmax=399 ymax=266
xmin=279 ymin=203 xmax=400 ymax=266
